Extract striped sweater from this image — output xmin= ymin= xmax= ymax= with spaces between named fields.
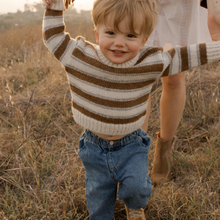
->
xmin=43 ymin=2 xmax=220 ymax=136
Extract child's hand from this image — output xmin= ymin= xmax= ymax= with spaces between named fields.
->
xmin=44 ymin=0 xmax=74 ymax=10
xmin=45 ymin=0 xmax=52 ymax=9
xmin=65 ymin=0 xmax=75 ymax=9
xmin=207 ymin=0 xmax=220 ymax=41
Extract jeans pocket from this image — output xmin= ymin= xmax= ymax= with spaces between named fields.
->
xmin=78 ymin=136 xmax=86 ymax=156
xmin=136 ymin=132 xmax=151 ymax=153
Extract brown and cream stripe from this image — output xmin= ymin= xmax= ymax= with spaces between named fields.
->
xmin=43 ymin=8 xmax=220 ymax=135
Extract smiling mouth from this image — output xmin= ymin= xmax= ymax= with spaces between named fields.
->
xmin=111 ymin=50 xmax=127 ymax=54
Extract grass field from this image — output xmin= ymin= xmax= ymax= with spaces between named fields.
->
xmin=0 ymin=17 xmax=220 ymax=219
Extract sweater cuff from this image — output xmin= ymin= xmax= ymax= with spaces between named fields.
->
xmin=206 ymin=41 xmax=220 ymax=62
xmin=200 ymin=0 xmax=207 ymax=8
xmin=49 ymin=0 xmax=65 ymax=11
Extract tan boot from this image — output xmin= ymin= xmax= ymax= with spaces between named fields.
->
xmin=150 ymin=132 xmax=173 ymax=186
xmin=125 ymin=206 xmax=146 ymax=220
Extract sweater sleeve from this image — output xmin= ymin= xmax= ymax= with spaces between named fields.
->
xmin=161 ymin=42 xmax=220 ymax=77
xmin=42 ymin=0 xmax=77 ymax=67
xmin=48 ymin=0 xmax=65 ymax=11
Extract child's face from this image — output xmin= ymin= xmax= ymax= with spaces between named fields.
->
xmin=95 ymin=16 xmax=147 ymax=64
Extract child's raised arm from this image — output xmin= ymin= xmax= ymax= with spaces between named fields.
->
xmin=42 ymin=0 xmax=77 ymax=67
xmin=207 ymin=0 xmax=220 ymax=41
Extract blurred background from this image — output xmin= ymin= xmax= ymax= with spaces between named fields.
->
xmin=0 ymin=0 xmax=93 ymax=14
xmin=0 ymin=0 xmax=220 ymax=219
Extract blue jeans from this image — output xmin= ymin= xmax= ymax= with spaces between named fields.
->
xmin=78 ymin=129 xmax=152 ymax=220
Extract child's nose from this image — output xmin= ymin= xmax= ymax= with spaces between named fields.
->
xmin=114 ymin=36 xmax=125 ymax=47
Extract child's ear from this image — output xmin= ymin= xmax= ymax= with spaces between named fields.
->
xmin=140 ymin=37 xmax=148 ymax=50
xmin=94 ymin=29 xmax=99 ymax=44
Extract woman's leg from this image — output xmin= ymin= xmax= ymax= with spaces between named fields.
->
xmin=151 ymin=72 xmax=186 ymax=185
xmin=160 ymin=72 xmax=186 ymax=141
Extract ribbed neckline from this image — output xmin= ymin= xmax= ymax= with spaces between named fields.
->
xmin=95 ymin=45 xmax=139 ymax=68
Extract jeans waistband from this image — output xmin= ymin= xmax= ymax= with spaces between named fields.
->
xmin=84 ymin=129 xmax=145 ymax=152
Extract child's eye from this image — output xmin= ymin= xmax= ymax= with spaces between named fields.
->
xmin=127 ymin=34 xmax=136 ymax=38
xmin=106 ymin=31 xmax=115 ymax=35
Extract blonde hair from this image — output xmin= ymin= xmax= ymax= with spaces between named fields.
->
xmin=92 ymin=0 xmax=158 ymax=37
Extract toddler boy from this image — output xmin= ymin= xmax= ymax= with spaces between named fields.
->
xmin=43 ymin=0 xmax=220 ymax=219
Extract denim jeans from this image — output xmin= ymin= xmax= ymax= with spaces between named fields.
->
xmin=78 ymin=128 xmax=152 ymax=220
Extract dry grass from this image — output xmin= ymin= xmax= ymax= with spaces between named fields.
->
xmin=0 ymin=20 xmax=220 ymax=220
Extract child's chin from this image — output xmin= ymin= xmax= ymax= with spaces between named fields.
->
xmin=109 ymin=58 xmax=127 ymax=64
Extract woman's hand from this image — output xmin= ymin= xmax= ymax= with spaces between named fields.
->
xmin=44 ymin=0 xmax=74 ymax=10
xmin=65 ymin=0 xmax=75 ymax=9
xmin=45 ymin=0 xmax=52 ymax=9
xmin=207 ymin=0 xmax=220 ymax=41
